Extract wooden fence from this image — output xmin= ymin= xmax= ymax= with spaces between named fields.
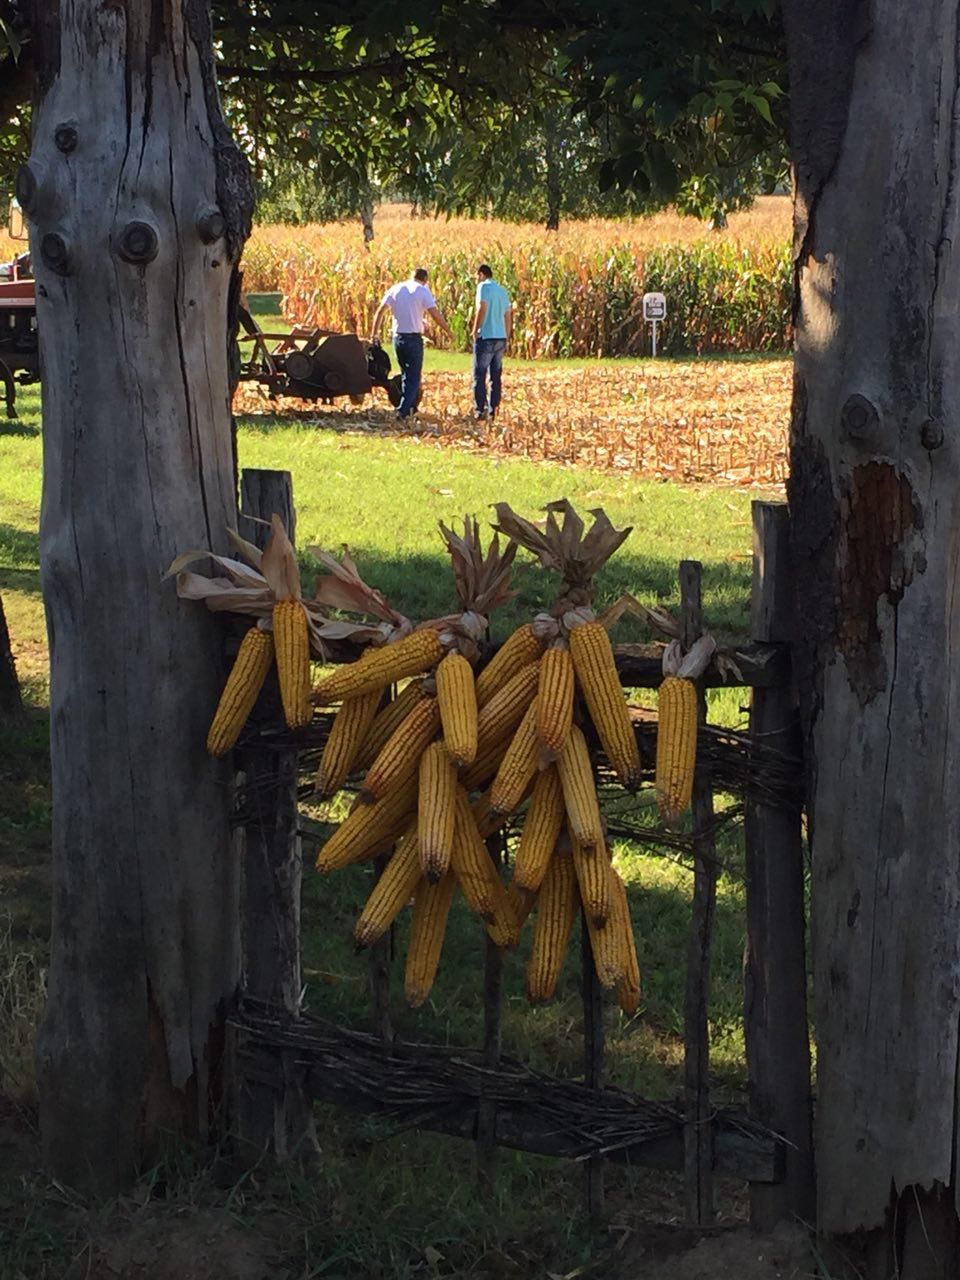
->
xmin=226 ymin=468 xmax=814 ymax=1231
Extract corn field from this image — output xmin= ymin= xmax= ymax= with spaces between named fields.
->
xmin=241 ymin=200 xmax=793 ymax=358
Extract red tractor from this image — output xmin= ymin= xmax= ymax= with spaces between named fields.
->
xmin=0 ymin=202 xmax=39 ymax=418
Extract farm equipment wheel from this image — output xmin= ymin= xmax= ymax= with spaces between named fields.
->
xmin=386 ymin=376 xmax=424 ymax=410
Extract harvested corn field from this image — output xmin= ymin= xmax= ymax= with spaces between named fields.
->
xmin=235 ymin=357 xmax=793 ymax=487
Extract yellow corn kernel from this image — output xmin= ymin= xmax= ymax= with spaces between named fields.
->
xmin=536 ymin=644 xmax=574 ymax=759
xmin=315 ymin=773 xmax=417 ymax=872
xmin=526 ymin=849 xmax=579 ymax=1003
xmin=436 ymin=651 xmax=478 ymax=767
xmin=507 ymin=880 xmax=537 ymax=931
xmin=556 ymin=724 xmax=603 ymax=853
xmin=272 ymin=599 xmax=312 ymax=729
xmin=513 ymin=765 xmax=565 ymax=892
xmin=405 ymin=871 xmax=456 ymax=1008
xmin=418 ymin=741 xmax=458 ymax=882
xmin=359 ymin=696 xmax=440 ymax=804
xmin=353 ymin=823 xmax=422 ymax=948
xmin=655 ymin=675 xmax=699 ymax=822
xmin=475 ymin=660 xmax=541 ymax=755
xmin=610 ymin=869 xmax=641 ymax=1015
xmin=450 ymin=787 xmax=515 ymax=935
xmin=206 ymin=627 xmax=274 ymax=757
xmin=583 ymin=860 xmax=624 ymax=989
xmin=570 ymin=621 xmax=641 ymax=789
xmin=315 ymin=687 xmax=382 ymax=797
xmin=353 ymin=679 xmax=429 ymax=773
xmin=461 ymin=737 xmax=509 ymax=791
xmin=314 ymin=629 xmax=445 ymax=702
xmin=489 ymin=700 xmax=540 ymax=815
xmin=475 ymin=624 xmax=544 ymax=706
xmin=570 ymin=828 xmax=611 ymax=928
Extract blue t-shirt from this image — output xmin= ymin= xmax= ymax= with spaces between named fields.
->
xmin=476 ymin=279 xmax=511 ymax=340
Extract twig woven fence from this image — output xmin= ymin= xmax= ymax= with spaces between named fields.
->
xmin=226 ymin=470 xmax=814 ymax=1232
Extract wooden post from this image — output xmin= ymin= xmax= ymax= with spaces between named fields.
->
xmin=681 ymin=560 xmax=716 ymax=1225
xmin=477 ymin=834 xmax=505 ymax=1189
xmin=582 ymin=913 xmax=605 ymax=1226
xmin=744 ymin=502 xmax=814 ymax=1229
xmin=235 ymin=468 xmax=317 ymax=1161
xmin=369 ymin=853 xmax=394 ymax=1044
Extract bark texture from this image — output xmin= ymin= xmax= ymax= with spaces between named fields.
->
xmin=31 ymin=0 xmax=252 ymax=1192
xmin=785 ymin=0 xmax=960 ymax=1246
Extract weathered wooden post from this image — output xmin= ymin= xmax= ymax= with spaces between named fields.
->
xmin=743 ymin=501 xmax=814 ymax=1229
xmin=581 ymin=915 xmax=605 ymax=1225
xmin=30 ymin=0 xmax=253 ymax=1192
xmin=234 ymin=468 xmax=317 ymax=1160
xmin=681 ymin=560 xmax=717 ymax=1225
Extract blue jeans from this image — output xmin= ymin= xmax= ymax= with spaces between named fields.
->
xmin=473 ymin=337 xmax=507 ymax=415
xmin=394 ymin=333 xmax=423 ymax=418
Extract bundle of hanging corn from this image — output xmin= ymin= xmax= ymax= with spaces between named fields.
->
xmin=486 ymin=499 xmax=642 ymax=1012
xmin=167 ymin=517 xmax=359 ymax=755
xmin=654 ymin=634 xmax=717 ymax=826
xmin=312 ymin=519 xmax=527 ymax=1007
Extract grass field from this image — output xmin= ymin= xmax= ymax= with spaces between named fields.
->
xmin=0 ymin=372 xmax=785 ymax=1277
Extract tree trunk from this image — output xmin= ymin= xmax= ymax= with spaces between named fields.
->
xmin=785 ymin=0 xmax=960 ymax=1269
xmin=0 ymin=591 xmax=23 ymax=719
xmin=28 ymin=0 xmax=253 ymax=1194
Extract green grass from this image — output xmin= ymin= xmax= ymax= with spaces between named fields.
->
xmin=0 ymin=370 xmax=767 ymax=1273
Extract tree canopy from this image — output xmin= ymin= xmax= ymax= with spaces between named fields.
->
xmin=2 ymin=0 xmax=786 ymax=224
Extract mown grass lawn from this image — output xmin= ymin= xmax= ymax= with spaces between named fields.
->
xmin=0 ymin=373 xmax=777 ymax=1273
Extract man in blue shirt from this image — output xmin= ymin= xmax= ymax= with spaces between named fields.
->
xmin=472 ymin=264 xmax=512 ymax=421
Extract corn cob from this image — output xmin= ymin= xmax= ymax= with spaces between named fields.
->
xmin=315 ymin=773 xmax=417 ymax=872
xmin=206 ymin=627 xmax=275 ymax=757
xmin=536 ymin=644 xmax=574 ymax=760
xmin=570 ymin=829 xmax=611 ymax=927
xmin=475 ymin=660 xmax=541 ymax=755
xmin=569 ymin=621 xmax=641 ymax=789
xmin=461 ymin=736 xmax=509 ymax=791
xmin=610 ymin=869 xmax=641 ymax=1015
xmin=513 ymin=766 xmax=565 ymax=892
xmin=418 ymin=741 xmax=458 ymax=882
xmin=353 ymin=823 xmax=423 ymax=948
xmin=507 ymin=881 xmax=537 ymax=930
xmin=405 ymin=872 xmax=456 ymax=1008
xmin=655 ymin=675 xmax=699 ymax=822
xmin=313 ymin=629 xmax=445 ymax=703
xmin=272 ymin=599 xmax=312 ymax=729
xmin=556 ymin=724 xmax=603 ymax=853
xmin=315 ymin=687 xmax=382 ymax=797
xmin=450 ymin=788 xmax=515 ymax=935
xmin=527 ymin=849 xmax=579 ymax=1003
xmin=353 ymin=679 xmax=429 ymax=773
xmin=583 ymin=865 xmax=625 ymax=988
xmin=471 ymin=789 xmax=510 ymax=840
xmin=436 ymin=651 xmax=478 ymax=767
xmin=359 ymin=696 xmax=440 ymax=804
xmin=475 ymin=623 xmax=544 ymax=706
xmin=490 ymin=700 xmax=540 ymax=815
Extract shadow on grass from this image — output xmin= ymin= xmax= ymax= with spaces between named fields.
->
xmin=0 ymin=418 xmax=40 ymax=439
xmin=300 ymin=544 xmax=752 ymax=641
xmin=300 ymin=841 xmax=748 ymax=1102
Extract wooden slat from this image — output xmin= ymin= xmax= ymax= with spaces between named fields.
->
xmin=743 ymin=502 xmax=814 ymax=1229
xmin=681 ymin=561 xmax=716 ymax=1226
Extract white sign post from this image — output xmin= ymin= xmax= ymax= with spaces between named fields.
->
xmin=642 ymin=291 xmax=667 ymax=357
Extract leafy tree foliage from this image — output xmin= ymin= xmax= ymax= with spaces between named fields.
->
xmin=0 ymin=0 xmax=787 ymax=225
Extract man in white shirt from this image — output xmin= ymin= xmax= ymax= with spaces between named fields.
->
xmin=371 ymin=268 xmax=453 ymax=420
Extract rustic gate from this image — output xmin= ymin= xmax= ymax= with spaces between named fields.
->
xmin=226 ymin=468 xmax=814 ymax=1232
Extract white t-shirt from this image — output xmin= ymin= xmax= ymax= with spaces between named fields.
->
xmin=381 ymin=280 xmax=436 ymax=335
